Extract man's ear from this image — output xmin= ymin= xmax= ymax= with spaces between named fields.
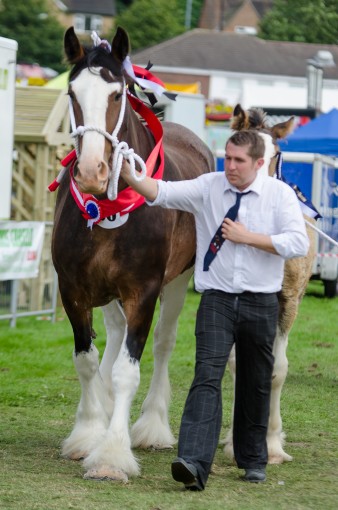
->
xmin=256 ymin=157 xmax=265 ymax=169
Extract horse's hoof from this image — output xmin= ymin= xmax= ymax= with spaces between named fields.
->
xmin=83 ymin=465 xmax=129 ymax=482
xmin=268 ymin=452 xmax=293 ymax=464
xmin=150 ymin=442 xmax=174 ymax=451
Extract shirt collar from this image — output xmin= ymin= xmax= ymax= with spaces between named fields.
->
xmin=223 ymin=170 xmax=265 ymax=196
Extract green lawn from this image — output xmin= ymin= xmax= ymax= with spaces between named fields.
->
xmin=0 ymin=280 xmax=337 ymax=510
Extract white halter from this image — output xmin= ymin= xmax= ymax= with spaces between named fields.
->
xmin=68 ymin=81 xmax=147 ymax=201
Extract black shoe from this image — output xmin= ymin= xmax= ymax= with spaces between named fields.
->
xmin=244 ymin=468 xmax=266 ymax=483
xmin=171 ymin=457 xmax=203 ymax=491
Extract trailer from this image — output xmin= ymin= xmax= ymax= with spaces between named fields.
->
xmin=282 ymin=152 xmax=338 ymax=297
xmin=0 ymin=36 xmax=17 ymax=220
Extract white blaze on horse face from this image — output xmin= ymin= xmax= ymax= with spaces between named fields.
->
xmin=71 ymin=68 xmax=122 ymax=193
xmin=258 ymin=132 xmax=276 ymax=177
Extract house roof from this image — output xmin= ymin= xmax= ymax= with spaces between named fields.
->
xmin=131 ymin=29 xmax=338 ymax=80
xmin=61 ymin=0 xmax=116 ymax=16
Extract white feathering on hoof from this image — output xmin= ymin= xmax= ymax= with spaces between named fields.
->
xmin=259 ymin=132 xmax=276 ymax=177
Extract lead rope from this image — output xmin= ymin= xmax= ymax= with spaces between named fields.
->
xmin=69 ymin=81 xmax=147 ymax=201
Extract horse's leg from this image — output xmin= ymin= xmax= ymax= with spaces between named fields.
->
xmin=99 ymin=300 xmax=127 ymax=418
xmin=83 ymin=285 xmax=160 ymax=481
xmin=222 ymin=345 xmax=236 ymax=462
xmin=267 ymin=325 xmax=293 ymax=463
xmin=131 ymin=267 xmax=193 ymax=450
xmin=61 ymin=299 xmax=110 ymax=461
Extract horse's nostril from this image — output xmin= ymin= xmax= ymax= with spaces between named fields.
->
xmin=73 ymin=162 xmax=79 ymax=178
xmin=98 ymin=160 xmax=109 ymax=179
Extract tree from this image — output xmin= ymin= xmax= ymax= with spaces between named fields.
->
xmin=114 ymin=0 xmax=185 ymax=51
xmin=0 ymin=0 xmax=66 ymax=72
xmin=259 ymin=0 xmax=338 ymax=44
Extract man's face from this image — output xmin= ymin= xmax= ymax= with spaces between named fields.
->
xmin=224 ymin=142 xmax=264 ymax=191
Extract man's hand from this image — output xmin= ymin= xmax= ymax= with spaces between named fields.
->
xmin=221 ymin=218 xmax=249 ymax=243
xmin=221 ymin=218 xmax=278 ymax=254
xmin=120 ymin=160 xmax=159 ymax=202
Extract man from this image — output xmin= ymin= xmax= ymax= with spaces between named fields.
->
xmin=121 ymin=130 xmax=309 ymax=490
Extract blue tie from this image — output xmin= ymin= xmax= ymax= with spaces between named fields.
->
xmin=203 ymin=191 xmax=251 ymax=271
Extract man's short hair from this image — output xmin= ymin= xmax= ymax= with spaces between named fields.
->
xmin=226 ymin=130 xmax=266 ymax=161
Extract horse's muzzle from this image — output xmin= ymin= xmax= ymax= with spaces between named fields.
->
xmin=74 ymin=160 xmax=109 ymax=195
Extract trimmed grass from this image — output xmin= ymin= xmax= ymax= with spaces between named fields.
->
xmin=0 ymin=280 xmax=337 ymax=510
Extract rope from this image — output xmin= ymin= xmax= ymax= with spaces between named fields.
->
xmin=305 ymin=218 xmax=338 ymax=248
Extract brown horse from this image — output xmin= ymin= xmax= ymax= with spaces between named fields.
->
xmin=223 ymin=104 xmax=316 ymax=464
xmin=51 ymin=27 xmax=214 ymax=481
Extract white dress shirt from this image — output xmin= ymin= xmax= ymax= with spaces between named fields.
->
xmin=148 ymin=171 xmax=310 ymax=293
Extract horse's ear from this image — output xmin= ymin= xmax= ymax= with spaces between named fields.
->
xmin=111 ymin=26 xmax=130 ymax=64
xmin=64 ymin=27 xmax=85 ymax=64
xmin=231 ymin=104 xmax=250 ymax=130
xmin=271 ymin=117 xmax=294 ymax=140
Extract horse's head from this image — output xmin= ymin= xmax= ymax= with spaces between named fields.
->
xmin=65 ymin=26 xmax=131 ymax=195
xmin=231 ymin=104 xmax=294 ymax=176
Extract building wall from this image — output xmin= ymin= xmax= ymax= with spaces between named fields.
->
xmin=49 ymin=1 xmax=115 ymax=39
xmin=152 ymin=71 xmax=210 ymax=98
xmin=209 ymin=72 xmax=338 ymax=112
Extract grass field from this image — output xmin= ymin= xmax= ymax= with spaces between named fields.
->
xmin=0 ymin=280 xmax=337 ymax=510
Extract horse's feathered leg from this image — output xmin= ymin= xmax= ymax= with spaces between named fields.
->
xmin=60 ymin=297 xmax=110 ymax=461
xmin=267 ymin=325 xmax=292 ymax=463
xmin=99 ymin=300 xmax=127 ymax=418
xmin=83 ymin=284 xmax=160 ymax=481
xmin=131 ymin=267 xmax=194 ymax=450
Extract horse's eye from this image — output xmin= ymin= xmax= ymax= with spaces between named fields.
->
xmin=115 ymin=93 xmax=122 ymax=102
xmin=68 ymin=89 xmax=75 ymax=100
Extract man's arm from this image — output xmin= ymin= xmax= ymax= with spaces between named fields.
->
xmin=221 ymin=219 xmax=278 ymax=255
xmin=121 ymin=162 xmax=158 ymax=202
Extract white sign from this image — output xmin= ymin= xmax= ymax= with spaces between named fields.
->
xmin=0 ymin=221 xmax=45 ymax=280
xmin=0 ymin=36 xmax=18 ymax=219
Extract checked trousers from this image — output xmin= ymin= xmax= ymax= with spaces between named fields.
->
xmin=177 ymin=289 xmax=279 ymax=488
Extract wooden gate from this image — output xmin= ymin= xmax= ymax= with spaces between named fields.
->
xmin=10 ymin=86 xmax=72 ymax=311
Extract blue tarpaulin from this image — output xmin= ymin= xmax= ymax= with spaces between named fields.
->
xmin=279 ymin=108 xmax=338 ymax=157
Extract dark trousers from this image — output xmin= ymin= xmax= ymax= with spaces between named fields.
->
xmin=177 ymin=289 xmax=278 ymax=488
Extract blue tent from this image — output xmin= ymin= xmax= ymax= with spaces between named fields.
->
xmin=279 ymin=108 xmax=338 ymax=157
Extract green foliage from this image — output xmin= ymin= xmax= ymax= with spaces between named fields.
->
xmin=115 ymin=0 xmax=203 ymax=50
xmin=259 ymin=0 xmax=338 ymax=44
xmin=114 ymin=0 xmax=185 ymax=51
xmin=0 ymin=0 xmax=66 ymax=73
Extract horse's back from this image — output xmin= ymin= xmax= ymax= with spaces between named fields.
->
xmin=162 ymin=121 xmax=214 ymax=180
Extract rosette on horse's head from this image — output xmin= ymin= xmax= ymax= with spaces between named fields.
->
xmin=64 ymin=27 xmax=174 ymax=202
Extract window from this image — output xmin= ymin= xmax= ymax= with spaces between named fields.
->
xmin=74 ymin=14 xmax=103 ymax=34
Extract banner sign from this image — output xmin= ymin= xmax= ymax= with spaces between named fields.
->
xmin=0 ymin=221 xmax=45 ymax=280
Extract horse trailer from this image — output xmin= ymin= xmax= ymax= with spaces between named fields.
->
xmin=282 ymin=152 xmax=338 ymax=298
